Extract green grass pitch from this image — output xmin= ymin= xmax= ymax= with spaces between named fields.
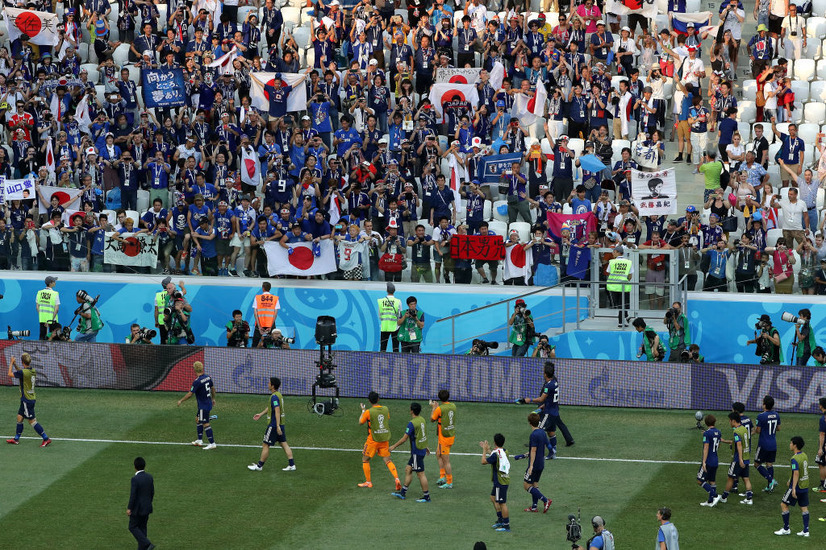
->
xmin=1 ymin=387 xmax=824 ymax=549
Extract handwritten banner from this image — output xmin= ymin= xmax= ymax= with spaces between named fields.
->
xmin=631 ymin=168 xmax=678 ymax=216
xmin=434 ymin=67 xmax=481 ymax=84
xmin=141 ymin=68 xmax=186 ymax=109
xmin=450 ymin=234 xmax=505 ymax=261
xmin=104 ymin=232 xmax=159 ymax=267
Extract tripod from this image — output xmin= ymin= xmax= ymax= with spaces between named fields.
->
xmin=310 ymin=344 xmax=340 ymax=415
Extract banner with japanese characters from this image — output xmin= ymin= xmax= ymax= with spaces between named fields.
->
xmin=141 ymin=68 xmax=187 ymax=109
xmin=104 ymin=232 xmax=159 ymax=267
xmin=1 ymin=176 xmax=35 ymax=202
xmin=450 ymin=235 xmax=505 ymax=261
xmin=631 ymin=168 xmax=678 ymax=216
xmin=435 ymin=67 xmax=481 ymax=84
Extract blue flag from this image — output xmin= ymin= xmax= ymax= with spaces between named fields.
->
xmin=142 ymin=68 xmax=187 ymax=109
xmin=477 ymin=153 xmax=524 ymax=183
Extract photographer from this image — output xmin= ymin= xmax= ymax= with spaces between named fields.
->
xmin=794 ymin=308 xmax=816 ymax=366
xmin=664 ymin=301 xmax=690 ymax=362
xmin=508 ymin=299 xmax=535 ymax=357
xmin=812 ymin=346 xmax=826 ymax=367
xmin=531 ymin=335 xmax=556 ymax=359
xmin=226 ymin=310 xmax=251 ymax=348
xmin=468 ymin=339 xmax=499 ymax=356
xmin=747 ymin=314 xmax=781 ymax=365
xmin=397 ymin=296 xmax=424 ymax=353
xmin=632 ymin=318 xmax=664 ymax=362
xmin=681 ymin=344 xmax=705 ymax=363
xmin=46 ymin=323 xmax=71 ymax=342
xmin=74 ymin=290 xmax=104 ymax=343
xmin=258 ymin=329 xmax=292 ymax=349
xmin=125 ymin=323 xmax=154 ymax=345
xmin=574 ymin=515 xmax=615 ymax=550
xmin=165 ymin=297 xmax=194 ymax=345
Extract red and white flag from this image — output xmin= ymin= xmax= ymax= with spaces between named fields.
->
xmin=329 ymin=194 xmax=342 ymax=226
xmin=75 ymin=93 xmax=93 ymax=133
xmin=429 ymin=83 xmax=479 ymax=118
xmin=208 ymin=46 xmax=238 ymax=75
xmin=263 ymin=240 xmax=337 ymax=277
xmin=5 ymin=8 xmax=60 ymax=46
xmin=37 ymin=185 xmax=82 ymax=214
xmin=504 ymin=243 xmax=533 ymax=284
xmin=447 ymin=153 xmax=464 ymax=206
xmin=249 ymin=71 xmax=309 ymax=114
xmin=239 ymin=145 xmax=261 ymax=188
xmin=513 ymin=78 xmax=547 ymax=126
xmin=45 ymin=137 xmax=55 ymax=174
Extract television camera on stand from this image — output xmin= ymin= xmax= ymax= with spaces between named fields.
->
xmin=308 ymin=315 xmax=341 ymax=416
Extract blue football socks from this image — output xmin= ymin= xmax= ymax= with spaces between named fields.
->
xmin=14 ymin=422 xmax=23 ymax=440
xmin=32 ymin=423 xmax=48 ymax=441
xmin=205 ymin=426 xmax=214 ymax=444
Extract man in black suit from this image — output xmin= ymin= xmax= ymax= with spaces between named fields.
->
xmin=127 ymin=456 xmax=155 ymax=550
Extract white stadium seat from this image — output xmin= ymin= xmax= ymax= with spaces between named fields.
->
xmin=797 ymin=123 xmax=820 ymax=147
xmin=281 ymin=7 xmax=301 ymax=26
xmin=802 ymin=40 xmax=822 ymax=61
xmin=804 ymin=102 xmax=826 ymax=126
xmin=814 ymin=0 xmax=826 ymax=17
xmin=492 ymin=200 xmax=509 ymax=223
xmin=509 ymin=222 xmax=531 ymax=243
xmin=806 ymin=17 xmax=826 ymax=39
xmin=488 ymin=220 xmax=508 ymax=237
xmin=811 ymin=81 xmax=826 ymax=103
xmin=790 ymin=80 xmax=809 ymax=103
xmin=741 ymin=80 xmax=757 ymax=98
xmin=292 ymin=26 xmax=311 ymax=50
xmin=567 ymin=138 xmax=585 ymax=158
xmin=766 ymin=228 xmax=784 ymax=248
xmin=816 ymin=59 xmax=826 ymax=80
xmin=794 ymin=59 xmax=816 ymax=82
xmin=736 ymin=122 xmax=751 ymax=141
xmin=737 ymin=101 xmax=756 ymax=124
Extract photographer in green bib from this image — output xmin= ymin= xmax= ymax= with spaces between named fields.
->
xmin=632 ymin=317 xmax=665 ymax=362
xmin=664 ymin=301 xmax=691 ymax=362
xmin=35 ymin=276 xmax=60 ymax=340
xmin=397 ymin=296 xmax=425 ymax=353
xmin=508 ymin=299 xmax=535 ymax=357
xmin=793 ymin=309 xmax=817 ymax=366
xmin=74 ymin=290 xmax=104 ymax=343
xmin=812 ymin=347 xmax=826 ymax=367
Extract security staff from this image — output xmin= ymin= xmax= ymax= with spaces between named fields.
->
xmin=397 ymin=296 xmax=425 ymax=353
xmin=575 ymin=515 xmax=615 ymax=550
xmin=605 ymin=246 xmax=633 ymax=328
xmin=36 ymin=276 xmax=60 ymax=340
xmin=378 ymin=282 xmax=401 ymax=352
xmin=154 ymin=277 xmax=172 ymax=345
xmin=253 ymin=281 xmax=279 ymax=348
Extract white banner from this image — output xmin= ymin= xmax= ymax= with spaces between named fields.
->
xmin=38 ymin=185 xmax=83 ymax=214
xmin=435 ymin=67 xmax=481 ymax=84
xmin=631 ymin=168 xmax=678 ymax=216
xmin=264 ymin=240 xmax=336 ymax=276
xmin=249 ymin=72 xmax=308 ymax=115
xmin=4 ymin=8 xmax=60 ymax=46
xmin=632 ymin=139 xmax=662 ymax=169
xmin=103 ymin=232 xmax=159 ymax=267
xmin=1 ymin=176 xmax=35 ymax=201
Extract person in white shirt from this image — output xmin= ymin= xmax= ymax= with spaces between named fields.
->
xmin=681 ymin=47 xmax=705 ymax=89
xmin=720 ymin=0 xmax=746 ymax=43
xmin=768 ymin=0 xmax=789 ymax=40
xmin=780 ymin=3 xmax=806 ymax=60
xmin=465 ymin=0 xmax=487 ymax=34
xmin=771 ymin=186 xmax=808 ymax=248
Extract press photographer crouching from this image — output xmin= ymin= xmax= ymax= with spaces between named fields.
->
xmin=258 ymin=328 xmax=293 ymax=349
xmin=747 ymin=314 xmax=781 ymax=365
xmin=226 ymin=310 xmax=251 ymax=348
xmin=532 ymin=334 xmax=556 ymax=359
xmin=680 ymin=344 xmax=704 ymax=363
xmin=126 ymin=323 xmax=155 ymax=344
xmin=573 ymin=515 xmax=615 ymax=550
xmin=46 ymin=323 xmax=72 ymax=342
xmin=397 ymin=296 xmax=425 ymax=353
xmin=468 ymin=339 xmax=499 ymax=356
xmin=165 ymin=293 xmax=194 ymax=345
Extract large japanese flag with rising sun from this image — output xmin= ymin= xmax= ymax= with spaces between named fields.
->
xmin=504 ymin=243 xmax=533 ymax=285
xmin=37 ymin=185 xmax=82 ymax=214
xmin=264 ymin=240 xmax=336 ymax=277
xmin=249 ymin=71 xmax=308 ymax=114
xmin=429 ymin=82 xmax=479 ymax=118
xmin=5 ymin=8 xmax=60 ymax=46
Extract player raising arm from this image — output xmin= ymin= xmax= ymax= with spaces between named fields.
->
xmin=481 ymin=434 xmax=512 ymax=532
xmin=430 ymin=390 xmax=456 ymax=489
xmin=358 ymin=392 xmax=401 ymax=490
xmin=248 ymin=377 xmax=295 ymax=472
xmin=6 ymin=353 xmax=51 ymax=447
xmin=177 ymin=361 xmax=217 ymax=450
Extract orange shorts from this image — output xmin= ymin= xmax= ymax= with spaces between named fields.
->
xmin=438 ymin=436 xmax=455 ymax=455
xmin=363 ymin=439 xmax=390 ymax=458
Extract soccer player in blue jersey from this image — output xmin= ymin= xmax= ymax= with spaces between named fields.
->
xmin=729 ymin=401 xmax=751 ymax=494
xmin=6 ymin=353 xmax=51 ymax=447
xmin=720 ymin=411 xmax=753 ymax=505
xmin=698 ymin=414 xmax=722 ymax=507
xmin=481 ymin=433 xmax=511 ymax=533
xmin=248 ymin=377 xmax=295 ymax=472
xmin=513 ymin=412 xmax=552 ymax=513
xmin=389 ymin=402 xmax=431 ymax=503
xmin=177 ymin=361 xmax=216 ymax=450
xmin=755 ymin=395 xmax=781 ymax=493
xmin=815 ymin=398 xmax=826 ymax=494
xmin=518 ymin=362 xmax=574 ymax=460
xmin=775 ymin=436 xmax=811 ymax=537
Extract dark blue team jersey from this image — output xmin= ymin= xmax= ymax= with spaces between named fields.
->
xmin=269 ymin=393 xmax=282 ymax=426
xmin=702 ymin=427 xmax=721 ymax=468
xmin=190 ymin=374 xmax=214 ymax=411
xmin=406 ymin=421 xmax=427 ymax=456
xmin=740 ymin=414 xmax=752 ymax=432
xmin=756 ymin=410 xmax=780 ymax=451
xmin=528 ymin=428 xmax=549 ymax=470
xmin=542 ymin=379 xmax=560 ymax=416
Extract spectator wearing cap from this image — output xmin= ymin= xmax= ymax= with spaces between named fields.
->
xmin=748 ymin=24 xmax=773 ymax=79
xmin=589 ymin=21 xmax=613 ymax=65
xmin=379 ymin=218 xmax=406 ymax=282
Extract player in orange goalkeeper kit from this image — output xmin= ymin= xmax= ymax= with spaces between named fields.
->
xmin=430 ymin=389 xmax=457 ymax=489
xmin=358 ymin=391 xmax=401 ymax=489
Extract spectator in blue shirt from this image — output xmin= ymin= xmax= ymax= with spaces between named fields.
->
xmin=193 ymin=218 xmax=218 ymax=276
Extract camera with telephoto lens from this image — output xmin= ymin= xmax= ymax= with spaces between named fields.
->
xmin=7 ymin=326 xmax=30 ymax=339
xmin=137 ymin=327 xmax=157 ymax=340
xmin=681 ymin=349 xmax=699 ymax=362
xmin=781 ymin=311 xmax=805 ymax=325
xmin=470 ymin=339 xmax=499 ymax=356
xmin=566 ymin=512 xmax=582 ymax=547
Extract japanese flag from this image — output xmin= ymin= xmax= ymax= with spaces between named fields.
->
xmin=504 ymin=243 xmax=533 ymax=284
xmin=249 ymin=71 xmax=309 ymax=114
xmin=512 ymin=78 xmax=547 ymax=126
xmin=429 ymin=83 xmax=479 ymax=118
xmin=239 ymin=146 xmax=261 ymax=188
xmin=75 ymin=94 xmax=93 ymax=134
xmin=263 ymin=240 xmax=337 ymax=277
xmin=208 ymin=47 xmax=239 ymax=75
xmin=4 ymin=8 xmax=60 ymax=46
xmin=45 ymin=137 xmax=55 ymax=174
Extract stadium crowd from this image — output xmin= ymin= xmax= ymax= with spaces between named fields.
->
xmin=0 ymin=0 xmax=825 ymax=295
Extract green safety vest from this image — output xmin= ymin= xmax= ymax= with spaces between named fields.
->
xmin=606 ymin=258 xmax=632 ymax=292
xmin=377 ymin=296 xmax=401 ymax=332
xmin=642 ymin=327 xmax=664 ymax=361
xmin=36 ymin=289 xmax=58 ymax=323
xmin=155 ymin=291 xmax=168 ymax=326
xmin=397 ymin=310 xmax=423 ymax=343
xmin=797 ymin=324 xmax=816 ymax=359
